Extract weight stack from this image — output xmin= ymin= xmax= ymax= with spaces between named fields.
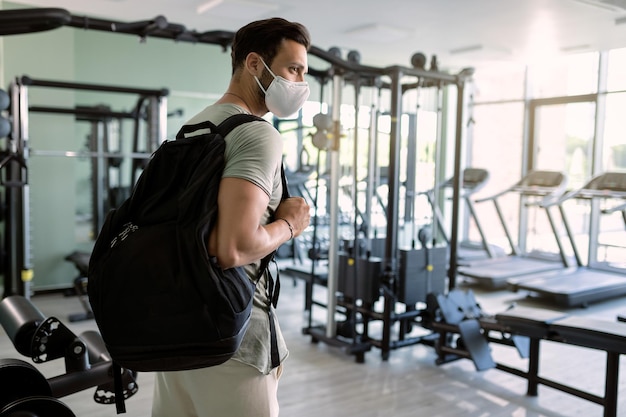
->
xmin=398 ymin=246 xmax=447 ymax=305
xmin=337 ymin=253 xmax=382 ymax=304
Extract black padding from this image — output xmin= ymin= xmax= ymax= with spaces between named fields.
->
xmin=458 ymin=319 xmax=495 ymax=371
xmin=64 ymin=251 xmax=91 ymax=276
xmin=549 ymin=316 xmax=626 ymax=353
xmin=0 ymin=296 xmax=46 ymax=356
xmin=495 ymin=307 xmax=569 ymax=339
xmin=0 ymin=8 xmax=71 ymax=36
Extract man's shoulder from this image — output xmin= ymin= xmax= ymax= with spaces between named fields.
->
xmin=187 ymin=105 xmax=276 ymax=135
xmin=185 ymin=103 xmax=248 ymax=125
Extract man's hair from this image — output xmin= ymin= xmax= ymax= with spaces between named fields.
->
xmin=230 ymin=18 xmax=311 ymax=74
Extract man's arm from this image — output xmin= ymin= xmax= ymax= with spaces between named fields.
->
xmin=208 ymin=177 xmax=309 ymax=269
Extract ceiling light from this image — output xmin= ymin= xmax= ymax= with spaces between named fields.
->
xmin=197 ymin=0 xmax=224 ymax=15
xmin=560 ymin=44 xmax=592 ymax=52
xmin=449 ymin=44 xmax=511 ymax=58
xmin=196 ymin=0 xmax=279 ymax=20
xmin=345 ymin=24 xmax=410 ymax=43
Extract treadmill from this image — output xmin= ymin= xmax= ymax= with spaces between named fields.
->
xmin=423 ymin=167 xmax=506 ymax=263
xmin=456 ymin=170 xmax=571 ymax=289
xmin=510 ymin=172 xmax=626 ymax=307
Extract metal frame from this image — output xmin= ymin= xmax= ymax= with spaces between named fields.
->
xmin=2 ymin=75 xmax=167 ymax=298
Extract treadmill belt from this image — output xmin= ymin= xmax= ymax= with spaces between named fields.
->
xmin=514 ymin=268 xmax=626 ymax=307
xmin=457 ymin=256 xmax=566 ymax=288
xmin=457 ymin=242 xmax=506 ymax=263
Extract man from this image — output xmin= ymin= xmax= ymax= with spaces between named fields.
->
xmin=151 ymin=18 xmax=311 ymax=417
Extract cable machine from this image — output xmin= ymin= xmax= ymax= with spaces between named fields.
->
xmin=290 ymin=46 xmax=474 ymax=361
xmin=2 ymin=75 xmax=168 ymax=298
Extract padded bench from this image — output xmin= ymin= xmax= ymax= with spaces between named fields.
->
xmin=495 ymin=310 xmax=626 ymax=417
xmin=283 ymin=263 xmax=328 ymax=285
xmin=282 ymin=263 xmax=329 ymax=316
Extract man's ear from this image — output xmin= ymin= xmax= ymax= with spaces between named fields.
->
xmin=244 ymin=52 xmax=263 ymax=77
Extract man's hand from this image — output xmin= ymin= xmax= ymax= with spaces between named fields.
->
xmin=275 ymin=197 xmax=310 ymax=238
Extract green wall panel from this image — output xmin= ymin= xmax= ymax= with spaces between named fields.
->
xmin=1 ymin=2 xmax=234 ymax=291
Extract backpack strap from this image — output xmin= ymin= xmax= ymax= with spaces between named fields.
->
xmin=263 ymin=163 xmax=290 ymax=369
xmin=175 ymin=120 xmax=218 ymax=139
xmin=175 ymin=113 xmax=265 ymax=139
xmin=260 ymin=163 xmax=289 ymax=302
xmin=113 ymin=361 xmax=125 ymax=414
xmin=216 ymin=113 xmax=266 ymax=136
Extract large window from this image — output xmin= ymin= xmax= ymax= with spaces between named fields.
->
xmin=528 ymin=52 xmax=599 ymax=98
xmin=472 ymin=62 xmax=526 ymax=102
xmin=603 ymin=92 xmax=626 ymax=172
xmin=607 ymin=48 xmax=626 ymax=92
xmin=467 ymin=102 xmax=525 ymax=248
xmin=533 ymin=100 xmax=596 ymax=189
xmin=467 ymin=49 xmax=625 ymax=266
xmin=467 ymin=63 xmax=526 ymax=248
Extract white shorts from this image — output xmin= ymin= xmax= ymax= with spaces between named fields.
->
xmin=151 ymin=359 xmax=282 ymax=417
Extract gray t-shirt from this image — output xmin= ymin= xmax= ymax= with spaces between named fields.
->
xmin=185 ymin=103 xmax=288 ymax=375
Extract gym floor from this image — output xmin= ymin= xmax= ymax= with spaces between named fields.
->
xmin=1 ymin=268 xmax=625 ymax=417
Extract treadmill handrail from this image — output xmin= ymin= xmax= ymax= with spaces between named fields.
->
xmin=473 ymin=188 xmax=512 ymax=203
xmin=474 ymin=170 xmax=568 ymax=204
xmin=524 ymin=192 xmax=564 ymax=208
xmin=574 ymin=189 xmax=626 ymax=199
xmin=439 ymin=168 xmax=490 ymax=194
xmin=602 ymin=202 xmax=626 ymax=215
xmin=475 ymin=183 xmax=567 ymax=204
xmin=540 ymin=172 xmax=626 ymax=208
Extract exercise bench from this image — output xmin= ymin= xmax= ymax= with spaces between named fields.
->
xmin=496 ymin=310 xmax=626 ymax=417
xmin=431 ymin=289 xmax=625 ymax=417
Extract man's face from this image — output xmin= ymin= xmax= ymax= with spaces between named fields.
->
xmin=255 ymin=39 xmax=308 ymax=104
xmin=271 ymin=39 xmax=308 ymax=82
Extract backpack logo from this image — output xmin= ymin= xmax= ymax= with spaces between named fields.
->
xmin=110 ymin=223 xmax=138 ymax=248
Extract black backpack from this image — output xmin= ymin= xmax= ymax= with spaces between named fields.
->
xmin=88 ymin=113 xmax=284 ymax=379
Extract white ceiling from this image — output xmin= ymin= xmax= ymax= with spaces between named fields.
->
xmin=8 ymin=0 xmax=626 ymax=71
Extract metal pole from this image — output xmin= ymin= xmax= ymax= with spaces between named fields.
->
xmin=448 ymin=77 xmax=468 ymax=290
xmin=352 ymin=81 xmax=361 ymax=252
xmin=366 ymin=90 xmax=379 ymax=246
xmin=381 ymin=67 xmax=403 ymax=358
xmin=384 ymin=67 xmax=403 ymax=280
xmin=19 ymin=75 xmax=168 ymax=97
xmin=158 ymin=95 xmax=168 ymax=146
xmin=18 ymin=82 xmax=31 ymax=298
xmin=431 ymin=83 xmax=444 ymax=245
xmin=325 ymin=72 xmax=343 ymax=339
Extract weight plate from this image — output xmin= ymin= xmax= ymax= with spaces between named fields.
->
xmin=0 ymin=359 xmax=50 ymax=409
xmin=0 ymin=396 xmax=75 ymax=417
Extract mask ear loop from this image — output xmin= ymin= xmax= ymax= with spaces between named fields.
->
xmin=254 ymin=75 xmax=269 ymax=94
xmin=254 ymin=56 xmax=275 ymax=95
xmin=259 ymin=57 xmax=277 ymax=78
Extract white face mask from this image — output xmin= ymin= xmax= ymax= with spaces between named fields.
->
xmin=254 ymin=58 xmax=310 ymax=118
